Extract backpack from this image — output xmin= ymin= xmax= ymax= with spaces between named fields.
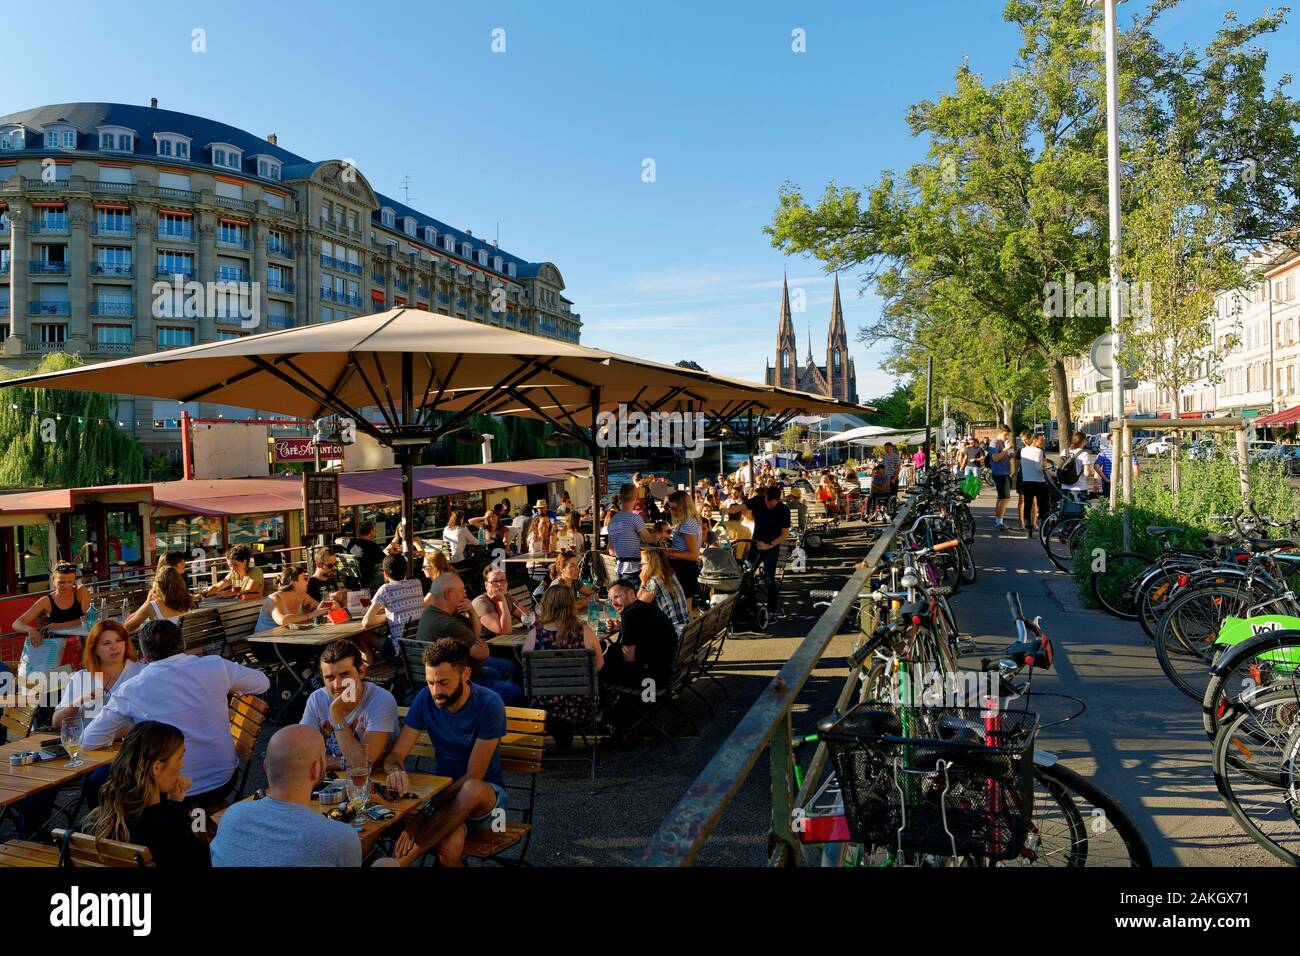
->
xmin=1057 ymin=453 xmax=1081 ymax=486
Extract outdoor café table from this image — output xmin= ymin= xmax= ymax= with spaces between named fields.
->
xmin=212 ymin=770 xmax=451 ymax=859
xmin=501 ymin=551 xmax=556 ymax=564
xmin=248 ymin=619 xmax=388 ymax=720
xmin=0 ymin=738 xmax=118 ymax=809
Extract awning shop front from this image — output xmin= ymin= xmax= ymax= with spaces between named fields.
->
xmin=1255 ymin=404 xmax=1300 ymax=428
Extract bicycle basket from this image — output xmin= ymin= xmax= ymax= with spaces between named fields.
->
xmin=959 ymin=474 xmax=982 ymax=501
xmin=820 ymin=702 xmax=1038 ymax=861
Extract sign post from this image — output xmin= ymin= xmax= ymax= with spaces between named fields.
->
xmin=303 ymin=472 xmax=341 ymax=538
xmin=274 ymin=438 xmax=345 ymax=463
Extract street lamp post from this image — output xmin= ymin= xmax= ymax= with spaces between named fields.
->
xmin=1092 ymin=0 xmax=1127 ymax=504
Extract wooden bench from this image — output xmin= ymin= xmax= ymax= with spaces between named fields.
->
xmin=0 ymin=830 xmax=154 ymax=867
xmin=181 ymin=607 xmax=226 ymax=657
xmin=215 ymin=602 xmax=265 ymax=666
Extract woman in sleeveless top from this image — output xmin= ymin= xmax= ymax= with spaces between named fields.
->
xmin=124 ymin=566 xmax=197 ymax=634
xmin=15 ymin=562 xmax=92 ymax=648
xmin=255 ymin=565 xmax=332 ymax=633
xmin=523 ymin=584 xmax=602 ymax=745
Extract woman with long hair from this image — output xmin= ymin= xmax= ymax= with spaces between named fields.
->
xmin=52 ymin=620 xmax=144 ymax=729
xmin=469 ymin=509 xmax=512 ymax=553
xmin=554 ymin=513 xmax=584 ymax=556
xmin=638 ymin=547 xmax=691 ymax=635
xmin=664 ymin=490 xmax=702 ymax=610
xmin=526 ymin=513 xmax=556 ymax=581
xmin=440 ymin=510 xmax=474 ymax=564
xmin=531 ymin=552 xmax=594 ymax=613
xmin=82 ymin=721 xmax=209 ymax=867
xmin=421 ymin=550 xmax=455 ymax=607
xmin=124 ymin=566 xmax=197 ymax=634
xmin=630 ymin=472 xmax=649 ymax=519
xmin=254 ymin=565 xmax=332 ymax=632
xmin=523 ymin=584 xmax=602 ymax=750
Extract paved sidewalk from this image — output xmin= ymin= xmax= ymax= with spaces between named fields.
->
xmin=959 ymin=488 xmax=1280 ymax=866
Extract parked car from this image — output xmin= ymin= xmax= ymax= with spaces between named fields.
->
xmin=1143 ymin=436 xmax=1177 ymax=456
xmin=1248 ymin=440 xmax=1279 ymax=464
xmin=1253 ymin=443 xmax=1300 ymax=473
xmin=1186 ymin=438 xmax=1218 ymax=461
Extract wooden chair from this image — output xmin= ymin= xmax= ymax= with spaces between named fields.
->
xmin=180 ymin=607 xmax=225 ymax=657
xmin=215 ymin=602 xmax=265 ymax=666
xmin=396 ymin=633 xmax=426 ymax=706
xmin=395 ymin=704 xmax=438 ymax=768
xmin=522 ymin=649 xmax=599 ymax=783
xmin=464 ymin=705 xmax=544 ymax=865
xmin=227 ymin=693 xmax=269 ymax=803
xmin=1 ymin=660 xmax=37 ymax=743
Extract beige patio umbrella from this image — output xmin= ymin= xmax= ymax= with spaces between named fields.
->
xmin=3 ymin=308 xmax=876 ymax=562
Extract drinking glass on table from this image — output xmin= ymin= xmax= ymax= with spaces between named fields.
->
xmin=342 ymin=758 xmax=371 ymax=811
xmin=521 ymin=609 xmax=536 ymax=630
xmin=61 ymin=715 xmax=85 ymax=768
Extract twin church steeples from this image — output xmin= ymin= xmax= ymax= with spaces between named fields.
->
xmin=765 ymin=273 xmax=858 ymax=403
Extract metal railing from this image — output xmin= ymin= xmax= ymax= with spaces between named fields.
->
xmin=636 ymin=497 xmax=914 ymax=866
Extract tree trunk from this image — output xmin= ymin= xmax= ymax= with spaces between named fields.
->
xmin=1001 ymin=399 xmax=1015 ymax=428
xmin=1047 ymin=357 xmax=1072 ymax=451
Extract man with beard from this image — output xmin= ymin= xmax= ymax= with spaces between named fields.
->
xmin=381 ymin=639 xmax=506 ymax=867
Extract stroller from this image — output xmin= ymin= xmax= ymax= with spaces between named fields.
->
xmin=717 ymin=543 xmax=790 ymax=632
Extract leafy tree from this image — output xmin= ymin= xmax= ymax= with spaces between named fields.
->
xmin=767 ymin=0 xmax=1300 ymax=441
xmin=1117 ymin=146 xmax=1243 ymax=493
xmin=0 ymin=352 xmax=146 ymax=488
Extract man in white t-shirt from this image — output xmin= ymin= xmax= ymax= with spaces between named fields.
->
xmin=300 ymin=638 xmax=398 ymax=771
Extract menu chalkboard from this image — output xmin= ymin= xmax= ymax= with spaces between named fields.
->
xmin=303 ymin=472 xmax=341 ymax=536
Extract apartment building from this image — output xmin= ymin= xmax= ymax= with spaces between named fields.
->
xmin=0 ymin=101 xmax=582 ymax=457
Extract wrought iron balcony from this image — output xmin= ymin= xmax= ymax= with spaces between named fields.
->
xmin=92 ymin=263 xmax=134 ymax=276
xmin=29 ymin=302 xmax=70 ymax=316
xmin=92 ymin=222 xmax=133 ymax=238
xmin=29 ymin=260 xmax=69 ymax=275
xmin=90 ymin=301 xmax=134 ymax=317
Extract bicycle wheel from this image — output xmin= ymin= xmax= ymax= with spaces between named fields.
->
xmin=1201 ymin=629 xmax=1300 ymax=740
xmin=1212 ymin=689 xmax=1300 ymax=865
xmin=1043 ymin=516 xmax=1083 ymax=573
xmin=1137 ymin=562 xmax=1194 ymax=640
xmin=1005 ymin=761 xmax=1152 ymax=867
xmin=1155 ymin=585 xmax=1255 ymax=702
xmin=1090 ymin=551 xmax=1152 ymax=620
xmin=956 ymin=504 xmax=975 ymax=545
xmin=955 ymin=540 xmax=977 ymax=585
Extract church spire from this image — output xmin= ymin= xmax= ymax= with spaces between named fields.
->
xmin=826 ymin=272 xmax=854 ymax=403
xmin=806 ymin=322 xmax=814 ymax=366
xmin=775 ymin=272 xmax=797 ymax=389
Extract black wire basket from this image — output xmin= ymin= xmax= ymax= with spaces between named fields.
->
xmin=821 ymin=701 xmax=1038 ymax=861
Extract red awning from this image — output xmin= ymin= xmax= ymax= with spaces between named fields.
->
xmin=1179 ymin=412 xmax=1203 ymax=419
xmin=1255 ymin=404 xmax=1300 ymax=427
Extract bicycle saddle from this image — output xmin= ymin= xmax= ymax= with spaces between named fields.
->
xmin=1146 ymin=526 xmax=1182 ymax=537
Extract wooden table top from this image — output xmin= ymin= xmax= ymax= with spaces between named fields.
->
xmin=248 ymin=618 xmax=386 ymax=647
xmin=0 ymin=738 xmax=118 ymax=807
xmin=213 ymin=771 xmax=451 ymax=858
xmin=486 ymin=629 xmax=527 ymax=649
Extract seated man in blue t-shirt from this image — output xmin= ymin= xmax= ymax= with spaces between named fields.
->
xmin=381 ymin=638 xmax=507 ymax=867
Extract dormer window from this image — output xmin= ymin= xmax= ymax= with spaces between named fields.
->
xmin=477 ymin=250 xmax=488 ymax=267
xmin=0 ymin=126 xmax=24 ymax=150
xmin=424 ymin=226 xmax=436 ymax=244
xmin=461 ymin=242 xmax=474 ymax=259
xmin=403 ymin=216 xmax=416 ymax=237
xmin=154 ymin=132 xmax=192 ymax=160
xmin=252 ymin=155 xmax=282 ymax=180
xmin=97 ymin=126 xmax=135 ymax=153
xmin=492 ymin=255 xmax=503 ymax=272
xmin=442 ymin=235 xmax=456 ymax=253
xmin=209 ymin=142 xmax=242 ymax=170
xmin=44 ymin=123 xmax=78 ymax=150
xmin=506 ymin=262 xmax=516 ymax=278
xmin=381 ymin=207 xmax=395 ymax=228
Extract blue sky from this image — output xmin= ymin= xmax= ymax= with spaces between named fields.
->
xmin=2 ymin=0 xmax=1291 ymax=400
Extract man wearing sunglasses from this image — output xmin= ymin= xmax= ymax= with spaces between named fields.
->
xmin=307 ymin=546 xmax=348 ymax=606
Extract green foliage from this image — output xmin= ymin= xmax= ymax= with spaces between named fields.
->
xmin=428 ymin=413 xmax=587 ymax=466
xmin=1071 ymin=458 xmax=1299 ymax=602
xmin=0 ymin=353 xmax=146 ymax=488
xmin=767 ymin=0 xmax=1300 ymax=441
xmin=779 ymin=424 xmax=807 ymax=451
xmin=865 ymin=384 xmax=925 ymax=429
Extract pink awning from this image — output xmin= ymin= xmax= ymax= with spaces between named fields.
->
xmin=1255 ymin=404 xmax=1300 ymax=427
